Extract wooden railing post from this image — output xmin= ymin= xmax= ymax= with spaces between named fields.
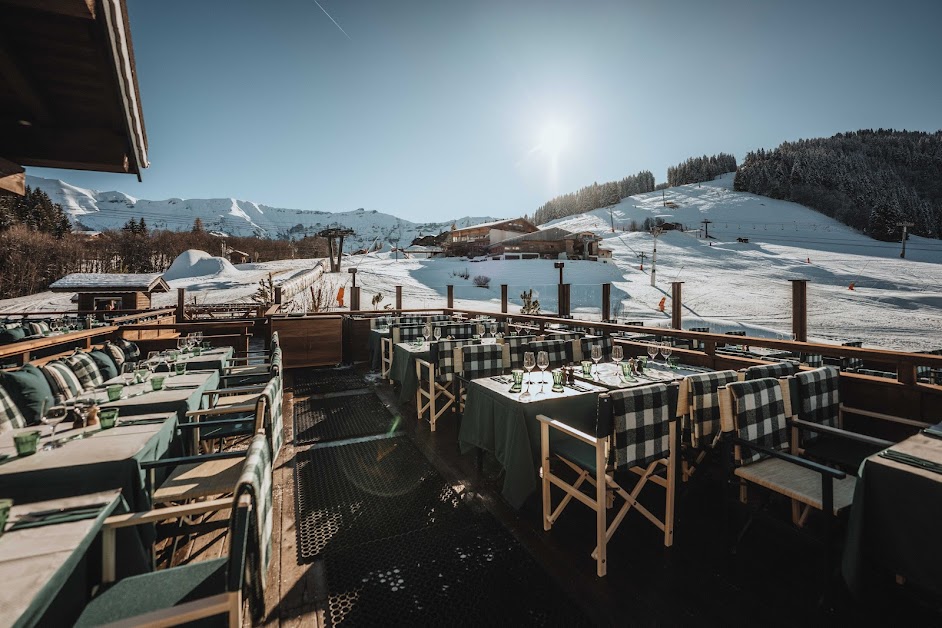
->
xmin=176 ymin=288 xmax=186 ymax=323
xmin=395 ymin=286 xmax=402 ymax=311
xmin=274 ymin=287 xmax=283 ymax=305
xmin=558 ymin=284 xmax=570 ymax=317
xmin=350 ymin=286 xmax=360 ymax=311
xmin=447 ymin=285 xmax=454 ymax=309
xmin=501 ymin=285 xmax=508 ymax=314
xmin=790 ymin=279 xmax=808 ymax=342
xmin=601 ymin=283 xmax=611 ymax=322
xmin=671 ymin=281 xmax=683 ymax=330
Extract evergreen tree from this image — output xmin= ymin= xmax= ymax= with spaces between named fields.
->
xmin=192 ymin=217 xmax=205 ymax=233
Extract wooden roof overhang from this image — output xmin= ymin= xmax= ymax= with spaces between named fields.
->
xmin=0 ymin=0 xmax=148 ymax=195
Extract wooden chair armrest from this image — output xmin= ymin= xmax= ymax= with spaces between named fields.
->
xmin=104 ymin=497 xmax=233 ymax=529
xmin=139 ymin=450 xmax=247 ymax=470
xmin=730 ymin=435 xmax=846 ymax=479
xmin=202 ymin=385 xmax=265 ymax=396
xmin=840 ymin=404 xmax=930 ymax=429
xmin=186 ymin=404 xmax=256 ymax=418
xmin=535 ymin=414 xmax=599 ymax=445
xmin=790 ymin=418 xmax=894 ymax=449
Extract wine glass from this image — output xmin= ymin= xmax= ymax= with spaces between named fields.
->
xmin=41 ymin=404 xmax=70 ymax=447
xmin=521 ymin=351 xmax=536 ymax=401
xmin=121 ymin=362 xmax=136 ymax=386
xmin=661 ymin=342 xmax=673 ymax=369
xmin=422 ymin=324 xmax=431 ymax=343
xmin=433 ymin=326 xmax=442 ymax=342
xmin=612 ymin=345 xmax=624 ymax=380
xmin=591 ymin=345 xmax=602 ymax=380
xmin=537 ymin=351 xmax=549 ymax=393
xmin=490 ymin=322 xmax=498 ymax=338
xmin=176 ymin=337 xmax=186 ymax=352
xmin=647 ymin=342 xmax=659 ymax=364
xmin=476 ymin=323 xmax=485 ymax=337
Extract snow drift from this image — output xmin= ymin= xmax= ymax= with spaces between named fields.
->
xmin=163 ymin=250 xmax=240 ymax=281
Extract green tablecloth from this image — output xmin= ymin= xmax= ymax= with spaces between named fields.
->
xmin=459 ymin=376 xmax=606 ymax=509
xmin=842 ymin=433 xmax=942 ymax=597
xmin=0 ymin=491 xmax=124 ymax=628
xmin=390 ymin=342 xmax=431 ymax=404
xmin=369 ymin=328 xmax=388 ymax=371
xmin=95 ymin=370 xmax=220 ymax=423
xmin=147 ymin=346 xmax=234 ymax=373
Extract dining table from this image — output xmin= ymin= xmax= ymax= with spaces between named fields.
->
xmin=91 ymin=369 xmax=221 ymax=424
xmin=389 ymin=342 xmax=432 ymax=404
xmin=842 ymin=431 xmax=942 ymax=597
xmin=146 ymin=346 xmax=234 ymax=374
xmin=369 ymin=328 xmax=389 ymax=371
xmin=0 ymin=490 xmax=125 ymax=628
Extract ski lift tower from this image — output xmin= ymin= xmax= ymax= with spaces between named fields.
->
xmin=650 ymin=226 xmax=663 ymax=287
xmin=318 ymin=227 xmax=355 ymax=272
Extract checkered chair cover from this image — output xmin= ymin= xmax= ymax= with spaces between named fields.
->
xmin=235 ymin=433 xmax=273 ymax=618
xmin=743 ymin=362 xmax=798 ymax=381
xmin=428 ymin=315 xmax=452 ymax=322
xmin=727 ymin=378 xmax=789 ymax=466
xmin=580 ymin=336 xmax=613 ymax=362
xmin=689 ymin=327 xmax=710 ymax=350
xmin=396 ymin=324 xmax=427 ymax=343
xmin=611 ymin=383 xmax=672 ymax=469
xmin=42 ymin=361 xmax=83 ymax=400
xmin=504 ymin=335 xmax=536 ymax=369
xmin=794 ymin=366 xmax=840 ymax=428
xmin=445 ymin=322 xmax=476 ymax=339
xmin=431 ymin=338 xmax=477 ymax=383
xmin=550 ymin=331 xmax=581 ymax=341
xmin=841 ymin=341 xmax=864 ymax=371
xmin=395 ymin=316 xmax=426 ymax=326
xmin=260 ymin=375 xmax=284 ymax=458
xmin=801 ymin=353 xmax=824 ymax=367
xmin=460 ymin=344 xmax=506 ymax=380
xmin=526 ymin=339 xmax=571 ymax=369
xmin=0 ymin=383 xmax=27 ymax=433
xmin=63 ymin=351 xmax=105 ymax=389
xmin=687 ymin=370 xmax=739 ymax=448
xmin=104 ymin=341 xmax=126 ymax=368
xmin=117 ymin=339 xmax=141 ymax=362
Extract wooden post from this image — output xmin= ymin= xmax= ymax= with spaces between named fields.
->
xmin=395 ymin=285 xmax=402 ymax=311
xmin=601 ymin=283 xmax=611 ymax=322
xmin=274 ymin=286 xmax=283 ymax=305
xmin=558 ymin=284 xmax=571 ymax=317
xmin=501 ymin=284 xmax=508 ymax=314
xmin=790 ymin=279 xmax=808 ymax=342
xmin=176 ymin=288 xmax=186 ymax=323
xmin=671 ymin=282 xmax=683 ymax=330
xmin=350 ymin=286 xmax=360 ymax=311
xmin=447 ymin=285 xmax=454 ymax=309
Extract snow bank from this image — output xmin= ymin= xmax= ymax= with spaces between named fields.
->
xmin=163 ymin=250 xmax=240 ymax=281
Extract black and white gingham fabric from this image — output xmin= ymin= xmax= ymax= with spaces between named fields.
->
xmin=580 ymin=336 xmax=613 ymax=362
xmin=104 ymin=341 xmax=126 ymax=368
xmin=727 ymin=378 xmax=789 ymax=466
xmin=0 ymin=383 xmax=27 ymax=433
xmin=841 ymin=341 xmax=864 ymax=371
xmin=428 ymin=314 xmax=452 ymax=322
xmin=611 ymin=383 xmax=671 ymax=469
xmin=42 ymin=361 xmax=83 ymax=400
xmin=743 ymin=362 xmax=798 ymax=381
xmin=431 ymin=338 xmax=477 ymax=383
xmin=396 ymin=324 xmax=427 ymax=342
xmin=687 ymin=370 xmax=739 ymax=447
xmin=235 ymin=434 xmax=273 ymax=619
xmin=689 ymin=327 xmax=710 ymax=350
xmin=801 ymin=353 xmax=823 ymax=367
xmin=63 ymin=351 xmax=104 ymax=389
xmin=395 ymin=316 xmax=426 ymax=326
xmin=526 ymin=339 xmax=571 ymax=369
xmin=505 ymin=335 xmax=536 ymax=369
xmin=550 ymin=331 xmax=581 ymax=342
xmin=461 ymin=344 xmax=505 ymax=380
xmin=118 ymin=339 xmax=141 ymax=361
xmin=794 ymin=366 xmax=840 ymax=427
xmin=261 ymin=375 xmax=283 ymax=458
xmin=446 ymin=322 xmax=476 ymax=339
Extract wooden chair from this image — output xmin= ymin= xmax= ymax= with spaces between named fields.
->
xmin=499 ymin=335 xmax=536 ymax=369
xmin=414 ymin=338 xmax=477 ymax=431
xmin=576 ymin=336 xmax=613 ymax=363
xmin=537 ymin=383 xmax=679 ymax=577
xmin=718 ymin=378 xmax=855 ymax=553
xmin=455 ymin=343 xmax=509 ymax=412
xmin=76 ymin=433 xmax=272 ymax=628
xmin=678 ymin=370 xmax=739 ymax=480
xmin=220 ymin=345 xmax=281 ymax=388
xmin=381 ymin=324 xmax=426 ymax=381
xmin=525 ymin=339 xmax=573 ymax=369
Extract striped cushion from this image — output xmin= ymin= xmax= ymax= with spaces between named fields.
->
xmin=526 ymin=339 xmax=571 ymax=369
xmin=64 ymin=352 xmax=105 ymax=389
xmin=42 ymin=361 xmax=83 ymax=400
xmin=105 ymin=342 xmax=126 ymax=368
xmin=612 ymin=383 xmax=672 ymax=469
xmin=687 ymin=370 xmax=739 ymax=448
xmin=728 ymin=378 xmax=789 ymax=466
xmin=0 ymin=383 xmax=27 ymax=433
xmin=235 ymin=434 xmax=273 ymax=612
xmin=794 ymin=366 xmax=840 ymax=428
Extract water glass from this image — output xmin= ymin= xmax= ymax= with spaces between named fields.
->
xmin=151 ymin=375 xmax=166 ymax=391
xmin=106 ymin=384 xmax=124 ymax=402
xmin=13 ymin=430 xmax=41 ymax=456
xmin=174 ymin=362 xmax=187 ymax=376
xmin=99 ymin=408 xmax=120 ymax=429
xmin=510 ymin=369 xmax=524 ymax=393
xmin=552 ymin=369 xmax=565 ymax=392
xmin=581 ymin=360 xmax=593 ymax=377
xmin=661 ymin=343 xmax=673 ymax=366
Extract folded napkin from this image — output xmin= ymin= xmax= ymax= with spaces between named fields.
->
xmin=118 ymin=418 xmax=169 ymax=427
xmin=9 ymin=504 xmax=106 ymax=531
xmin=923 ymin=421 xmax=942 ymax=440
xmin=880 ymin=449 xmax=942 ymax=476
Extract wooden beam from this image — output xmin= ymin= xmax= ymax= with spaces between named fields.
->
xmin=0 ymin=0 xmax=96 ymax=19
xmin=0 ymin=44 xmax=51 ymax=125
xmin=0 ymin=124 xmax=132 ymax=173
xmin=0 ymin=157 xmax=25 ymax=196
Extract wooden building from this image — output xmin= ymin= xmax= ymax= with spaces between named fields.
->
xmin=447 ymin=218 xmax=538 ymax=249
xmin=0 ymin=0 xmax=149 ymax=196
xmin=488 ymin=227 xmax=605 ymax=260
xmin=227 ymin=249 xmax=250 ymax=264
xmin=49 ymin=273 xmax=169 ymax=312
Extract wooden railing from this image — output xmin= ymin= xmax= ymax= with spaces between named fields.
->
xmin=0 ymin=326 xmax=119 ymax=367
xmin=117 ymin=320 xmax=256 ymax=356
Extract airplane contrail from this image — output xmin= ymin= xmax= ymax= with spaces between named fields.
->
xmin=312 ymin=0 xmax=352 ymax=40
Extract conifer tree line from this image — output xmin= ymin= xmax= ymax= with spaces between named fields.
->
xmin=734 ymin=129 xmax=942 ymax=241
xmin=667 ymin=153 xmax=737 ymax=186
xmin=0 ymin=188 xmax=328 ymax=299
xmin=532 ymin=171 xmax=655 ymax=225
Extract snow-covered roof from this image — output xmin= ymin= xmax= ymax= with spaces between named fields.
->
xmin=451 ymin=218 xmax=537 ymax=233
xmin=49 ymin=273 xmax=170 ymax=293
xmin=495 ymin=227 xmax=601 ymax=245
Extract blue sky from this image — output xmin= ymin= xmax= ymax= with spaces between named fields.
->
xmin=28 ymin=0 xmax=942 ymax=221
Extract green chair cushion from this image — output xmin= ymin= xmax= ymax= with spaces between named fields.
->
xmin=89 ymin=349 xmax=119 ymax=380
xmin=0 ymin=326 xmax=25 ymax=345
xmin=75 ymin=557 xmax=228 ymax=627
xmin=0 ymin=364 xmax=54 ymax=425
xmin=191 ymin=416 xmax=256 ymax=441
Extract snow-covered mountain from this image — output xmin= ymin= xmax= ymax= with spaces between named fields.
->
xmin=27 ymin=175 xmax=495 ymax=252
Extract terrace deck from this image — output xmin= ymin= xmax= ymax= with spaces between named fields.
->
xmin=174 ymin=364 xmax=941 ymax=627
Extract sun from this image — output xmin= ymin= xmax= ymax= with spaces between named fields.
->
xmin=539 ymin=122 xmax=569 ymax=157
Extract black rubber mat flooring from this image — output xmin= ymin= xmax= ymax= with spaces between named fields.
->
xmin=294 ymin=392 xmax=400 ymax=445
xmin=294 ymin=435 xmax=465 ymax=557
xmin=293 ymin=368 xmax=368 ymax=395
xmin=295 ymin=435 xmax=590 ymax=626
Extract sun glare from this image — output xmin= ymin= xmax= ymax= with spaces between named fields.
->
xmin=539 ymin=122 xmax=569 ymax=157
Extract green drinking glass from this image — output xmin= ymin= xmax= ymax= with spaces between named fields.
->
xmin=13 ymin=431 xmax=41 ymax=457
xmin=98 ymin=408 xmax=120 ymax=429
xmin=551 ymin=369 xmax=564 ymax=393
xmin=510 ymin=369 xmax=524 ymax=393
